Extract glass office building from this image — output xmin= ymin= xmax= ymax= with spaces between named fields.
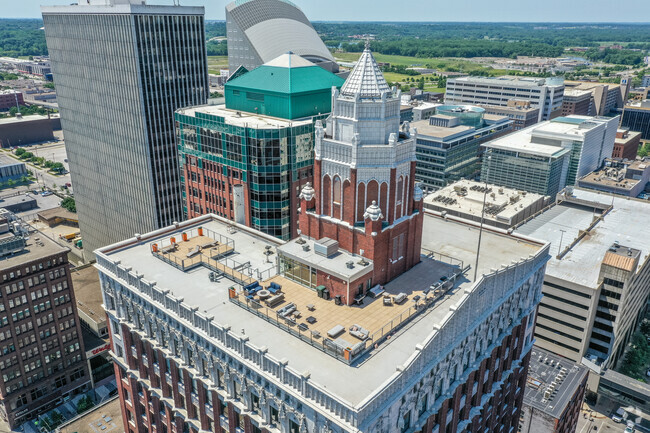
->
xmin=177 ymin=53 xmax=344 ymax=240
xmin=42 ymin=1 xmax=208 ymax=256
xmin=412 ymin=106 xmax=513 ymax=191
xmin=481 ymin=147 xmax=570 ymax=196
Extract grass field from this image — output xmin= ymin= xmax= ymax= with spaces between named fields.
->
xmin=207 ymin=56 xmax=229 ymax=74
xmin=335 ymin=52 xmax=516 ymax=78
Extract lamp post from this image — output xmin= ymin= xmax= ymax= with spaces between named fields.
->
xmin=473 ymin=155 xmax=491 ymax=282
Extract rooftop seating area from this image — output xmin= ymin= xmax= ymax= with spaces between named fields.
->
xmin=229 ymin=255 xmax=468 ymax=363
xmin=151 ymin=227 xmax=263 ymax=286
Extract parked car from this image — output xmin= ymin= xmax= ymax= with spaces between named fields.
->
xmin=625 ymin=426 xmax=634 ymax=433
xmin=612 ymin=408 xmax=625 ymax=423
xmin=65 ymin=182 xmax=71 ymax=187
xmin=41 ymin=191 xmax=53 ymax=197
xmin=627 ymin=420 xmax=635 ymax=429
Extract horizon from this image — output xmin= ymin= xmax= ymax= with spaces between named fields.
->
xmin=4 ymin=0 xmax=650 ymax=22
xmin=3 ymin=17 xmax=650 ymax=25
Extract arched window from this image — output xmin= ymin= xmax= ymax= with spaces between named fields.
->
xmin=397 ymin=176 xmax=404 ymax=205
xmin=333 ymin=176 xmax=341 ymax=204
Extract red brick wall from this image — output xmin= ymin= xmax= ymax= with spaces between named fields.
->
xmin=417 ymin=315 xmax=531 ymax=433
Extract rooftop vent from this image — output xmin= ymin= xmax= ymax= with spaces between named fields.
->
xmin=302 ymin=244 xmax=310 ymax=252
xmin=346 ymin=261 xmax=355 ymax=269
xmin=314 ymin=238 xmax=339 ymax=257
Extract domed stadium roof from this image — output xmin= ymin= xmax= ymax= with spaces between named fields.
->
xmin=226 ymin=0 xmax=336 ymax=73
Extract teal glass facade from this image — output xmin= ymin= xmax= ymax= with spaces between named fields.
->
xmin=176 ymin=110 xmax=324 ymax=240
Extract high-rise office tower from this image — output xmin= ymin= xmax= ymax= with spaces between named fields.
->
xmin=42 ymin=0 xmax=208 ymax=256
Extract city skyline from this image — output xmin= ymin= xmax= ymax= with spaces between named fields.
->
xmin=4 ymin=0 xmax=650 ymax=22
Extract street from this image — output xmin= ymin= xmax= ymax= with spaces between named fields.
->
xmin=22 ymin=139 xmax=72 ymax=192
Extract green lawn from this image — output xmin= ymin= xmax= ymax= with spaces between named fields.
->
xmin=334 ymin=52 xmax=514 ymax=77
xmin=382 ymin=71 xmax=415 ymax=83
xmin=423 ymin=85 xmax=446 ymax=93
xmin=207 ymin=56 xmax=229 ymax=74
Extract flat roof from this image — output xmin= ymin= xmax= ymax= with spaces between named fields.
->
xmin=0 ymin=114 xmax=50 ymax=125
xmin=482 ymin=104 xmax=539 ymax=114
xmin=525 ymin=346 xmax=588 ymax=419
xmin=58 ymin=397 xmax=122 ymax=433
xmin=411 ymin=120 xmax=473 ymax=140
xmin=578 ymin=163 xmax=645 ymax=191
xmin=482 ymin=116 xmax=604 ymax=157
xmin=0 ymin=230 xmax=68 ymax=270
xmin=278 ymin=237 xmax=373 ymax=281
xmin=0 ymin=193 xmax=37 ymax=207
xmin=71 ymin=265 xmax=105 ymax=326
xmin=450 ymin=76 xmax=563 ymax=88
xmin=41 ymin=3 xmax=203 ymax=15
xmin=615 ymin=130 xmax=642 ymax=145
xmin=516 ymin=188 xmax=650 ymax=288
xmin=100 ymin=213 xmax=542 ymax=406
xmin=423 ymin=180 xmax=548 ymax=222
xmin=563 ymin=88 xmax=593 ymax=98
xmin=38 ymin=207 xmax=78 ymax=221
xmin=176 ymin=104 xmax=313 ymax=129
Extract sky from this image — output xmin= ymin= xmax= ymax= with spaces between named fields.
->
xmin=4 ymin=0 xmax=650 ymax=22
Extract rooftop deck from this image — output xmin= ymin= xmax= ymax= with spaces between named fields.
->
xmin=230 ymin=255 xmax=465 ymax=361
xmin=100 ymin=213 xmax=545 ymax=406
xmin=151 ymin=227 xmax=273 ymax=285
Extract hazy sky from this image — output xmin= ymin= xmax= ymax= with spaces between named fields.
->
xmin=6 ymin=0 xmax=650 ymax=22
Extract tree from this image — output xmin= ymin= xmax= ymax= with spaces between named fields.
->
xmin=640 ymin=319 xmax=650 ymax=336
xmin=76 ymin=395 xmax=95 ymax=414
xmin=417 ymin=77 xmax=425 ymax=90
xmin=51 ymin=162 xmax=65 ymax=173
xmin=61 ymin=197 xmax=76 ymax=213
xmin=15 ymin=148 xmax=25 ymax=156
xmin=6 ymin=179 xmax=15 ymax=187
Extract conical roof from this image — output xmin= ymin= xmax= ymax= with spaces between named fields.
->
xmin=340 ymin=45 xmax=391 ymax=98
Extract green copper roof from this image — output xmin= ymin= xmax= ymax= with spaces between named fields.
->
xmin=226 ymin=54 xmax=344 ymax=95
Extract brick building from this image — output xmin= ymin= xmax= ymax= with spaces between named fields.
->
xmin=297 ymin=47 xmax=424 ymax=298
xmin=560 ymin=89 xmax=592 ymax=116
xmin=0 ymin=222 xmax=90 ymax=427
xmin=0 ymin=90 xmax=24 ymax=111
xmin=612 ymin=128 xmax=641 ymax=161
xmin=95 ymin=45 xmax=550 ymax=433
xmin=519 ymin=347 xmax=588 ymax=433
xmin=482 ymin=100 xmax=539 ymax=131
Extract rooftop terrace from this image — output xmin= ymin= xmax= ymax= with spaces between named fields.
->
xmin=99 ymin=212 xmax=544 ymax=406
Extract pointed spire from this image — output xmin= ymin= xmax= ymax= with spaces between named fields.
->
xmin=340 ymin=45 xmax=391 ymax=98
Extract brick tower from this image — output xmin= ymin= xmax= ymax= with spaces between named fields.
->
xmin=299 ymin=44 xmax=424 ymax=288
